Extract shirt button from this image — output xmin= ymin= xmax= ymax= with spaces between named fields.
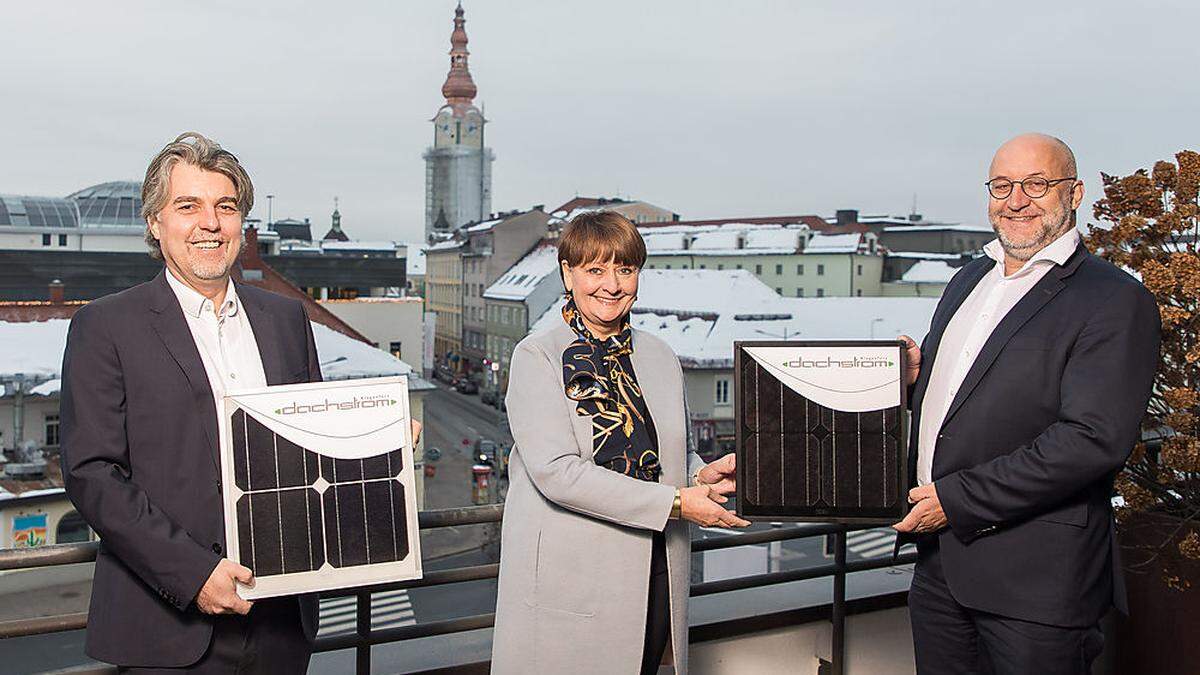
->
xmin=230 ymin=373 xmax=237 ymax=380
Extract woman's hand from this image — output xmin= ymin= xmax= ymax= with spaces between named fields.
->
xmin=697 ymin=453 xmax=737 ymax=494
xmin=680 ymin=485 xmax=750 ymax=528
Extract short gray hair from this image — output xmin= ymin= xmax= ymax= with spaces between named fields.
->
xmin=141 ymin=132 xmax=254 ymax=259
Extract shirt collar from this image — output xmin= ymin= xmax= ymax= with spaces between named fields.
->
xmin=164 ymin=268 xmax=239 ymax=319
xmin=983 ymin=226 xmax=1081 ymax=279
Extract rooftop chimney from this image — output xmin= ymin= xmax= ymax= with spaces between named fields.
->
xmin=48 ymin=280 xmax=64 ymax=304
xmin=835 ymin=209 xmax=859 ymax=227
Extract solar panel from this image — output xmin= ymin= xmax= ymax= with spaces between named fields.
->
xmin=220 ymin=377 xmax=422 ymax=599
xmin=734 ymin=341 xmax=909 ymax=524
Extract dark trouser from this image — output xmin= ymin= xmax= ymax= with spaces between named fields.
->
xmin=909 ymin=539 xmax=1104 ymax=675
xmin=640 ymin=531 xmax=670 ymax=675
xmin=119 ymin=597 xmax=311 ymax=675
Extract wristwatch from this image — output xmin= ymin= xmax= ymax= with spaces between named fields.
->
xmin=670 ymin=488 xmax=682 ymax=520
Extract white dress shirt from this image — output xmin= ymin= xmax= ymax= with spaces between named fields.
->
xmin=165 ymin=270 xmax=268 ymax=417
xmin=916 ymin=227 xmax=1081 ymax=486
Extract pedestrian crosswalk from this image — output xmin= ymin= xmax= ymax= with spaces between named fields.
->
xmin=846 ymin=528 xmax=914 ymax=559
xmin=318 ymin=589 xmax=416 ymax=635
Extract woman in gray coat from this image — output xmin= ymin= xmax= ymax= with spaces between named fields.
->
xmin=492 ymin=211 xmax=749 ymax=674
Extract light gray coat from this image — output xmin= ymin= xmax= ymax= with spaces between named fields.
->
xmin=491 ymin=322 xmax=706 ymax=674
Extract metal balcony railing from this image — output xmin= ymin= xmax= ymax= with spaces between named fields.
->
xmin=0 ymin=504 xmax=916 ymax=675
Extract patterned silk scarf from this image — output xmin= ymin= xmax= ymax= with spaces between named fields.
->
xmin=561 ymin=297 xmax=661 ymax=482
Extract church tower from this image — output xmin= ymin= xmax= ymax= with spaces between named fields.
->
xmin=423 ymin=3 xmax=494 ymax=240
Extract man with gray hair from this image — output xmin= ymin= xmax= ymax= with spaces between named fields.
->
xmin=61 ymin=132 xmax=320 ymax=672
xmin=893 ymin=133 xmax=1160 ymax=673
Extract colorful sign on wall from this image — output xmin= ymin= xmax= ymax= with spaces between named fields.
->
xmin=13 ymin=513 xmax=48 ymax=548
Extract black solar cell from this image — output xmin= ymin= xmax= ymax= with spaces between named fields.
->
xmin=735 ymin=342 xmax=908 ymax=523
xmin=228 ymin=407 xmax=413 ymax=581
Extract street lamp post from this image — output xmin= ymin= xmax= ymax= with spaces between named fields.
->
xmin=754 ymin=327 xmax=800 ymax=340
xmin=266 ymin=194 xmax=274 ymax=229
xmin=869 ymin=318 xmax=885 ymax=339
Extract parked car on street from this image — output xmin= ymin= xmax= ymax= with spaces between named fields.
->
xmin=454 ymin=377 xmax=479 ymax=394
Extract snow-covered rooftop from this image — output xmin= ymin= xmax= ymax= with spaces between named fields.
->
xmin=463 ymin=217 xmax=504 ymax=233
xmin=320 ymin=240 xmax=400 ymax=253
xmin=530 ymin=269 xmax=936 ymax=368
xmin=804 ymin=232 xmax=865 ymax=254
xmin=0 ymin=319 xmax=434 ymax=392
xmin=883 ymin=223 xmax=992 ymax=233
xmin=641 ymin=224 xmax=808 ymax=256
xmin=484 ymin=244 xmax=561 ymax=301
xmin=900 ymin=260 xmax=959 ymax=283
xmin=884 ymin=251 xmax=966 ymax=260
xmin=427 ymin=239 xmax=465 ymax=252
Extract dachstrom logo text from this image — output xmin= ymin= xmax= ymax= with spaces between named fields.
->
xmin=782 ymin=355 xmax=895 ymax=369
xmin=275 ymin=394 xmax=397 ymax=415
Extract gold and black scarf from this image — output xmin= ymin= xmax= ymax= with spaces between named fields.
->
xmin=561 ymin=298 xmax=661 ymax=482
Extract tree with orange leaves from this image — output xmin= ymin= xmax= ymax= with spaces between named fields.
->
xmin=1089 ymin=150 xmax=1200 ymax=587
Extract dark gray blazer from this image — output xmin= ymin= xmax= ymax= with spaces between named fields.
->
xmin=905 ymin=244 xmax=1160 ymax=627
xmin=60 ymin=270 xmax=321 ymax=667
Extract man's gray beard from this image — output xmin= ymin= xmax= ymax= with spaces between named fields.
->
xmin=990 ymin=207 xmax=1071 ymax=262
xmin=189 ymin=259 xmax=234 ymax=280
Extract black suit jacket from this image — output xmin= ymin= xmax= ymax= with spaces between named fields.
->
xmin=905 ymin=244 xmax=1160 ymax=627
xmin=61 ymin=270 xmax=321 ymax=667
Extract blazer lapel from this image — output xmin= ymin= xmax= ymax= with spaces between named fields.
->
xmin=630 ymin=333 xmax=682 ymax=486
xmin=238 ymin=284 xmax=287 ymax=386
xmin=912 ymin=260 xmax=990 ymax=409
xmin=147 ymin=271 xmax=221 ymax=472
xmin=938 ymin=245 xmax=1089 ymax=430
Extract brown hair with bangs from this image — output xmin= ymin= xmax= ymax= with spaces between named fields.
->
xmin=557 ymin=211 xmax=647 ymax=272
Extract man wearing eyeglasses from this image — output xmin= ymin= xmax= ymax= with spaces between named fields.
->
xmin=892 ymin=133 xmax=1160 ymax=674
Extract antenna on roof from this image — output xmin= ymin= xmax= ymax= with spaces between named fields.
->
xmin=909 ymin=193 xmax=923 ymax=223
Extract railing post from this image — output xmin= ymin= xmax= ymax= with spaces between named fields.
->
xmin=831 ymin=528 xmax=847 ymax=675
xmin=356 ymin=590 xmax=372 ymax=675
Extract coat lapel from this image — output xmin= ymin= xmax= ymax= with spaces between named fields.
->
xmin=911 ymin=260 xmax=991 ymax=410
xmin=238 ymin=284 xmax=287 ymax=386
xmin=938 ymin=245 xmax=1089 ymax=430
xmin=630 ymin=332 xmax=682 ymax=486
xmin=147 ymin=271 xmax=221 ymax=472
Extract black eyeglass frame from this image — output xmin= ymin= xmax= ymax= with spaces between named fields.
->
xmin=984 ymin=176 xmax=1077 ymax=199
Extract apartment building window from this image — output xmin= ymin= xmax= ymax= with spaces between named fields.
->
xmin=817 ymin=264 xmax=825 ymax=276
xmin=796 ymin=288 xmax=804 ymax=297
xmin=755 ymin=264 xmax=762 ymax=275
xmin=856 ymin=289 xmax=863 ymax=297
xmin=389 ymin=341 xmax=402 ymax=359
xmin=736 ymin=264 xmax=742 ymax=270
xmin=58 ymin=234 xmax=67 ymax=246
xmin=797 ymin=264 xmax=804 ymax=275
xmin=42 ymin=234 xmax=51 ymax=246
xmin=817 ymin=288 xmax=825 ymax=297
xmin=715 ymin=378 xmax=730 ymax=405
xmin=648 ymin=264 xmax=656 ymax=269
xmin=776 ymin=287 xmax=782 ymax=294
xmin=45 ymin=414 xmax=60 ymax=446
xmin=665 ymin=264 xmax=672 ymax=269
xmin=857 ymin=264 xmax=863 ymax=276
xmin=699 ymin=264 xmax=706 ymax=270
xmin=775 ymin=264 xmax=783 ymax=275
xmin=717 ymin=264 xmax=724 ymax=270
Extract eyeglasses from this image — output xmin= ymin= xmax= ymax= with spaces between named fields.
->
xmin=984 ymin=176 xmax=1076 ymax=200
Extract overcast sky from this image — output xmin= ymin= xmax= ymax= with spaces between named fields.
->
xmin=2 ymin=1 xmax=1197 ymax=243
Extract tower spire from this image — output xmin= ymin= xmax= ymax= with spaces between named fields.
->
xmin=441 ymin=3 xmax=477 ymax=105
